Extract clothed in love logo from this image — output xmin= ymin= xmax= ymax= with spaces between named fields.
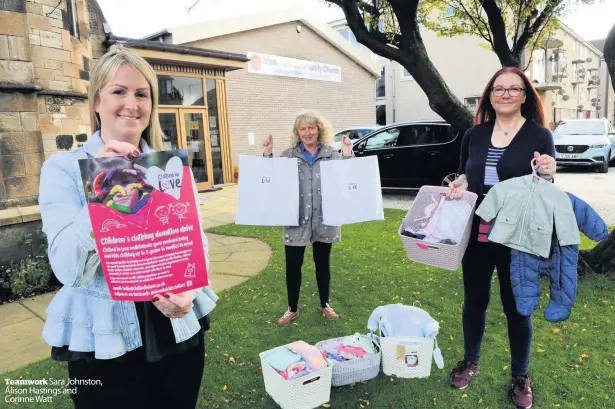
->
xmin=146 ymin=156 xmax=183 ymax=199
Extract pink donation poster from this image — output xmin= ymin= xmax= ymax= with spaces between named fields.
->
xmin=78 ymin=150 xmax=208 ymax=301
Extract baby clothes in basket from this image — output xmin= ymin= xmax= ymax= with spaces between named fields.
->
xmin=266 ymin=341 xmax=327 ymax=380
xmin=318 ymin=333 xmax=377 ymax=362
xmin=403 ymin=197 xmax=472 ymax=245
xmin=367 ymin=304 xmax=444 ymax=369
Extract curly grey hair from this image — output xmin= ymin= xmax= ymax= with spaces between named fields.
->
xmin=289 ymin=110 xmax=332 ymax=147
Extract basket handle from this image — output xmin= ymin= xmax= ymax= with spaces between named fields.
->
xmin=433 ymin=338 xmax=444 ymax=369
xmin=302 ymin=376 xmax=321 ymax=385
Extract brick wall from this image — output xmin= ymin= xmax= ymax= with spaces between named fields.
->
xmin=185 ymin=22 xmax=377 ymax=166
xmin=0 ymin=0 xmax=105 ymax=209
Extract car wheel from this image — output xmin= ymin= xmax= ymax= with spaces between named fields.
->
xmin=600 ymin=158 xmax=609 ymax=173
xmin=441 ymin=173 xmax=458 ymax=187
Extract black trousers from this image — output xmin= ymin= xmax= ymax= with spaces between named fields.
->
xmin=67 ymin=333 xmax=205 ymax=409
xmin=461 ymin=238 xmax=533 ymax=377
xmin=285 ymin=242 xmax=332 ymax=312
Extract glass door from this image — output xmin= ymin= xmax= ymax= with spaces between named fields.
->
xmin=158 ymin=109 xmax=181 ymax=150
xmin=179 ymin=109 xmax=213 ymax=190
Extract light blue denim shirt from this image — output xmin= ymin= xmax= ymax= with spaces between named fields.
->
xmin=38 ymin=131 xmax=218 ymax=359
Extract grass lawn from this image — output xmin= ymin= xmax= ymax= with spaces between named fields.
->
xmin=2 ymin=209 xmax=614 ymax=409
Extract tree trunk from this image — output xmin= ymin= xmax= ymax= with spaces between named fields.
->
xmin=577 ymin=24 xmax=615 ymax=279
xmin=401 ymin=31 xmax=474 ymax=131
xmin=578 ymin=230 xmax=615 ymax=279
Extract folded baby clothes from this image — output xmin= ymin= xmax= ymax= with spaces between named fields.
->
xmin=337 ymin=344 xmax=368 ymax=359
xmin=341 ymin=333 xmax=376 ymax=354
xmin=276 ymin=361 xmax=308 ymax=380
xmin=287 ymin=341 xmax=327 ymax=371
xmin=266 ymin=346 xmax=302 ymax=372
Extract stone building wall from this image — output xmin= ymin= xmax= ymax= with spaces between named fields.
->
xmin=0 ymin=0 xmax=108 ymax=210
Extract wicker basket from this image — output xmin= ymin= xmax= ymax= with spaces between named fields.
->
xmin=380 ymin=335 xmax=435 ymax=379
xmin=399 ymin=186 xmax=477 ymax=271
xmin=315 ymin=335 xmax=381 ymax=387
xmin=259 ymin=349 xmax=333 ymax=409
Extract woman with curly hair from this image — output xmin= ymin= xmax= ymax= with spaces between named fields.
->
xmin=262 ymin=111 xmax=353 ymax=325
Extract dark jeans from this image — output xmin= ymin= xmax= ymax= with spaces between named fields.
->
xmin=461 ymin=239 xmax=532 ymax=377
xmin=67 ymin=332 xmax=205 ymax=409
xmin=285 ymin=242 xmax=332 ymax=312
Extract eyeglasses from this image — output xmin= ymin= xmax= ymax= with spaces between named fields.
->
xmin=491 ymin=86 xmax=525 ymax=97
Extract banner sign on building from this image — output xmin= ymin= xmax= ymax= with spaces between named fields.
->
xmin=247 ymin=51 xmax=342 ymax=82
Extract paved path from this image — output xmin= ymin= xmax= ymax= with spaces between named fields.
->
xmin=0 ymin=185 xmax=271 ymax=374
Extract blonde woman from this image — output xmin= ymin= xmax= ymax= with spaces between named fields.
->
xmin=38 ymin=44 xmax=216 ymax=409
xmin=263 ymin=111 xmax=353 ymax=325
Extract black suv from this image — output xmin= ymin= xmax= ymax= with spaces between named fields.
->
xmin=352 ymin=120 xmax=466 ymax=189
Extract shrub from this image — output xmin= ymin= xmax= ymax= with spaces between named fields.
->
xmin=9 ymin=257 xmax=53 ymax=299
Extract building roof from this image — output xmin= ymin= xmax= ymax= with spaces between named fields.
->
xmin=589 ymin=39 xmax=606 ymax=54
xmin=156 ymin=7 xmax=381 ymax=77
xmin=558 ymin=22 xmax=603 ymax=56
xmin=103 ymin=33 xmax=250 ymax=63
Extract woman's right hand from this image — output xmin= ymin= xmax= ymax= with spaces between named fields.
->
xmin=263 ymin=134 xmax=273 ymax=156
xmin=447 ymin=175 xmax=468 ymax=199
xmin=95 ymin=140 xmax=140 ymax=160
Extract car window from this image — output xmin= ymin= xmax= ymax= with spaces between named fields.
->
xmin=334 ymin=131 xmax=350 ymax=142
xmin=396 ymin=125 xmax=456 ymax=146
xmin=364 ymin=128 xmax=401 ymax=150
xmin=355 ymin=129 xmax=376 ymax=138
xmin=554 ymin=121 xmax=606 ymax=137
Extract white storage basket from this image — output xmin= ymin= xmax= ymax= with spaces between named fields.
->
xmin=315 ymin=335 xmax=381 ymax=387
xmin=380 ymin=335 xmax=435 ymax=379
xmin=259 ymin=349 xmax=333 ymax=409
xmin=399 ymin=186 xmax=477 ymax=271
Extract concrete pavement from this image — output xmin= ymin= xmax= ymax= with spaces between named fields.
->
xmin=0 ymin=184 xmax=272 ymax=374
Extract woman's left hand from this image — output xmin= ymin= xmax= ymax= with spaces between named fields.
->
xmin=152 ymin=292 xmax=193 ymax=319
xmin=341 ymin=135 xmax=353 ymax=156
xmin=534 ymin=151 xmax=557 ymax=179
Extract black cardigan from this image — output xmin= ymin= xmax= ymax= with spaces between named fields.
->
xmin=458 ymin=120 xmax=555 ymax=199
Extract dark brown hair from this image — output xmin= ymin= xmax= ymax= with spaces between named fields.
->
xmin=474 ymin=67 xmax=545 ymax=127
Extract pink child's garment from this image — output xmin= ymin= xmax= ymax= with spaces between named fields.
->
xmin=287 ymin=341 xmax=327 ymax=371
xmin=337 ymin=344 xmax=368 ymax=359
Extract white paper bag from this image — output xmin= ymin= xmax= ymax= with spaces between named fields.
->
xmin=320 ymin=156 xmax=384 ymax=226
xmin=235 ymin=155 xmax=299 ymax=226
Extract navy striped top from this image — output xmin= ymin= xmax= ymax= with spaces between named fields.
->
xmin=484 ymin=145 xmax=506 ymax=189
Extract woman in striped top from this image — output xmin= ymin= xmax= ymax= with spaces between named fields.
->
xmin=446 ymin=67 xmax=557 ymax=409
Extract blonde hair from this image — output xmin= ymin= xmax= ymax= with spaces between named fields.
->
xmin=290 ymin=110 xmax=332 ymax=147
xmin=89 ymin=44 xmax=163 ymax=151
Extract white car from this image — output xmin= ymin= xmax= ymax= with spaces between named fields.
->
xmin=331 ymin=126 xmax=382 ymax=152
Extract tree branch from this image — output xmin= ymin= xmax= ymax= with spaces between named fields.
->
xmin=512 ymin=0 xmax=529 ymax=51
xmin=330 ymin=0 xmax=407 ymax=62
xmin=451 ymin=0 xmax=493 ymax=48
xmin=514 ymin=0 xmax=564 ymax=56
xmin=481 ymin=0 xmax=516 ymax=66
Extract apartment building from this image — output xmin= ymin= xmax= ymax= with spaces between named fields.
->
xmin=329 ymin=14 xmax=610 ymax=129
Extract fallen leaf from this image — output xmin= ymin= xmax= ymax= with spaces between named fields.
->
xmin=551 ymin=328 xmax=560 ymax=334
xmin=322 ymin=405 xmax=331 ymax=408
xmin=580 ymin=397 xmax=585 ymax=401
xmin=223 ymin=385 xmax=228 ymax=391
xmin=503 ymin=365 xmax=508 ymax=371
xmin=581 ymin=353 xmax=589 ymax=359
xmin=478 ymin=398 xmax=484 ymax=404
xmin=462 ymin=394 xmax=468 ymax=398
xmin=536 ymin=348 xmax=545 ymax=353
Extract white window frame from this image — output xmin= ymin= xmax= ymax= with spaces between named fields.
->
xmin=464 ymin=96 xmax=480 ymax=112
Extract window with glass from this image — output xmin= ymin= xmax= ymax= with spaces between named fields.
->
xmin=67 ymin=0 xmax=79 ymax=37
xmin=206 ymin=79 xmax=223 ymax=185
xmin=364 ymin=128 xmax=400 ymax=150
xmin=157 ymin=76 xmax=204 ymax=106
xmin=376 ymin=66 xmax=385 ymax=98
xmin=532 ymin=50 xmax=545 ymax=83
xmin=464 ymin=97 xmax=480 ymax=112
